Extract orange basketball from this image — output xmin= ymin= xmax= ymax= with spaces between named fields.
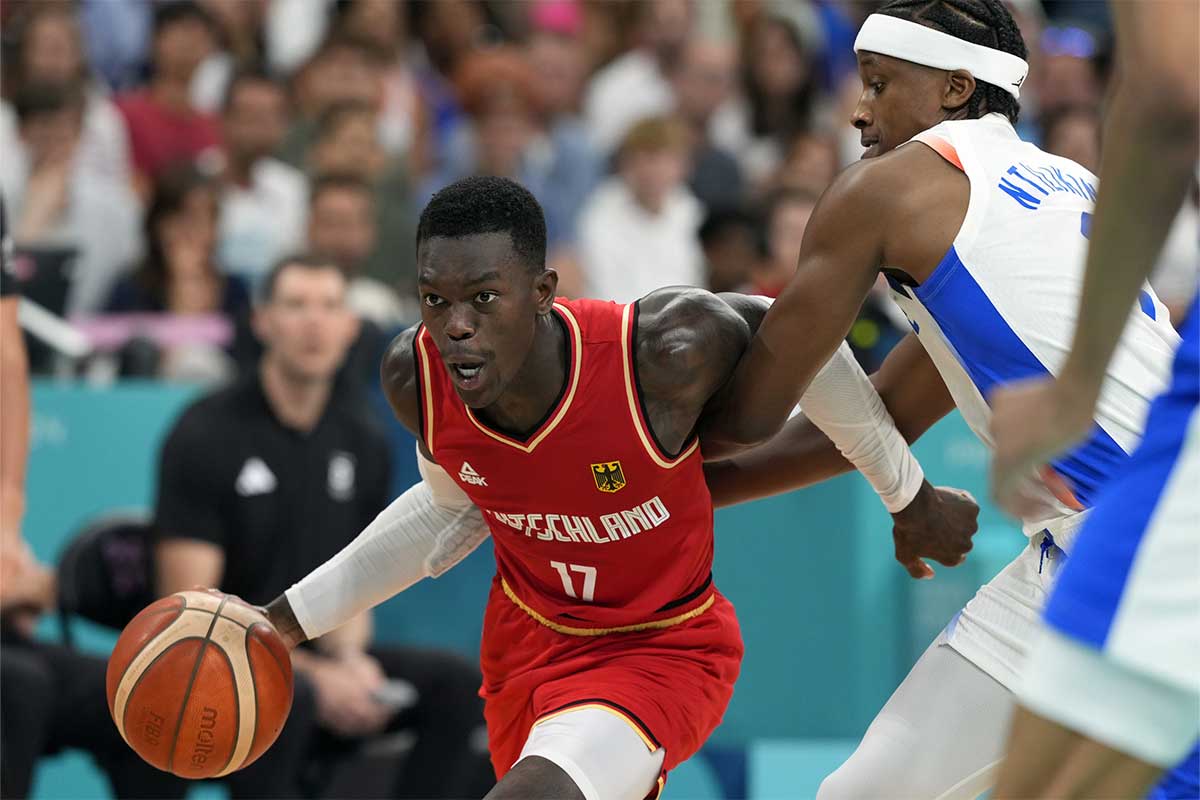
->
xmin=105 ymin=590 xmax=293 ymax=779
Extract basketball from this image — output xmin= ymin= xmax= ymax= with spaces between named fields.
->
xmin=105 ymin=590 xmax=294 ymax=779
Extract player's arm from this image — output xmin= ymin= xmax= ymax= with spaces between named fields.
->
xmin=705 ymin=333 xmax=954 ymax=505
xmin=701 ymin=161 xmax=894 ymax=448
xmin=706 ymin=332 xmax=974 ymax=577
xmin=265 ymin=325 xmax=490 ymax=649
xmin=990 ymin=0 xmax=1199 ymax=513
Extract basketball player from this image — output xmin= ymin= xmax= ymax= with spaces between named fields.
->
xmin=988 ymin=1 xmax=1199 ymax=796
xmin=697 ymin=0 xmax=1194 ymax=796
xmin=254 ymin=175 xmax=980 ymax=800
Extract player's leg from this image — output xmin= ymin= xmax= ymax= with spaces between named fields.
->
xmin=486 ymin=706 xmax=666 ymax=800
xmin=994 ymin=627 xmax=1196 ymax=799
xmin=817 ymin=639 xmax=1014 ymax=800
xmin=998 ymin=707 xmax=1163 ymax=798
xmin=997 ymin=322 xmax=1200 ymax=799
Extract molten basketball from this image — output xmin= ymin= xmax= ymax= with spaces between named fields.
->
xmin=106 ymin=590 xmax=293 ymax=779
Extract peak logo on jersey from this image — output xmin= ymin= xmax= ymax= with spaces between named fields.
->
xmin=590 ymin=461 xmax=626 ymax=493
xmin=459 ymin=462 xmax=488 ymax=486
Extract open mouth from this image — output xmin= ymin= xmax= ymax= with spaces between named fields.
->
xmin=446 ymin=358 xmax=487 ymax=391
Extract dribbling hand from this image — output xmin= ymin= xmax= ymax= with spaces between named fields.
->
xmin=890 ymin=482 xmax=980 ymax=579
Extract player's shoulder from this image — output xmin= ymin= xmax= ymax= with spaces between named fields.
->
xmin=380 ymin=322 xmax=424 ymax=433
xmin=634 ymin=288 xmax=752 ymax=390
xmin=381 ymin=323 xmax=422 ymax=389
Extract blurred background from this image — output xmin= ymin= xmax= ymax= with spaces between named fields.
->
xmin=1 ymin=0 xmax=1196 ymax=798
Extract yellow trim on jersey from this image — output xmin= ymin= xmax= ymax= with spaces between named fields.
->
xmin=415 ymin=328 xmax=437 ymax=453
xmin=463 ymin=303 xmax=583 ymax=453
xmin=501 ymin=578 xmax=714 ymax=637
xmin=620 ymin=304 xmax=700 ymax=469
xmin=531 ymin=702 xmax=659 ymax=752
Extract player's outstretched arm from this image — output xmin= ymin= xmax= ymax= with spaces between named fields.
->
xmin=706 ymin=332 xmax=976 ymax=578
xmin=264 ymin=327 xmax=491 ymax=648
xmin=701 ymin=162 xmax=892 ymax=449
xmin=989 ymin=0 xmax=1199 ymax=516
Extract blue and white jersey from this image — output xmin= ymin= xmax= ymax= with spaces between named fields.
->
xmin=886 ymin=114 xmax=1181 ymax=535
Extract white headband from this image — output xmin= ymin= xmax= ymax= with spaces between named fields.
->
xmin=854 ymin=14 xmax=1029 ymax=99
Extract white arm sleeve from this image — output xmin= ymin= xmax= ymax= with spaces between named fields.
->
xmin=798 ymin=341 xmax=925 ymax=513
xmin=284 ymin=449 xmax=490 ymax=640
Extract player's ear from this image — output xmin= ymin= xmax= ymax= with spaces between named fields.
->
xmin=534 ymin=267 xmax=558 ymax=314
xmin=943 ymin=69 xmax=976 ymax=112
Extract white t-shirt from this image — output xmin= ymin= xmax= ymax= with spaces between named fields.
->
xmin=578 ymin=178 xmax=704 ymax=304
xmin=218 ymin=158 xmax=308 ymax=285
xmin=583 ymin=50 xmax=674 ymax=156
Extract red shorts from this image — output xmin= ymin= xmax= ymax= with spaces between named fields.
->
xmin=478 ymin=578 xmax=743 ymax=789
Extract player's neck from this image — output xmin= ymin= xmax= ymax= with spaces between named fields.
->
xmin=475 ymin=312 xmax=568 ymax=438
xmin=258 ymin=358 xmax=333 ymax=432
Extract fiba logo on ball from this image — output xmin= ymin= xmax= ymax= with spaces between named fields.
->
xmin=106 ymin=591 xmax=294 ymax=779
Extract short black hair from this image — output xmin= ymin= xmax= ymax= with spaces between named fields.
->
xmin=416 ymin=176 xmax=547 ymax=272
xmin=698 ymin=208 xmax=757 ymax=248
xmin=310 ymin=172 xmax=374 ymax=208
xmin=876 ymin=0 xmax=1027 ymax=124
xmin=259 ymin=253 xmax=345 ymax=303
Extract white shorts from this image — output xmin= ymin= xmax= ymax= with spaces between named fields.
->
xmin=941 ymin=518 xmax=1083 ymax=690
xmin=517 ymin=706 xmax=666 ymax=800
xmin=1019 ymin=624 xmax=1199 ymax=766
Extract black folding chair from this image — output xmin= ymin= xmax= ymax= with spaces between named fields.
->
xmin=56 ymin=511 xmax=157 ymax=647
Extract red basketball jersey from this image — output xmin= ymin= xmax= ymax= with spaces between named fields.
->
xmin=414 ymin=297 xmax=717 ymax=633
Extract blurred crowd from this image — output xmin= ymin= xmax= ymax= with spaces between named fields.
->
xmin=1 ymin=0 xmax=1197 ymax=385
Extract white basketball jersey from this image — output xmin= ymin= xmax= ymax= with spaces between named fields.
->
xmin=886 ymin=114 xmax=1181 ymax=531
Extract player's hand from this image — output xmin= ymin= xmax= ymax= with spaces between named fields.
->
xmin=990 ymin=378 xmax=1090 ymax=519
xmin=890 ymin=482 xmax=980 ymax=579
xmin=310 ymin=654 xmax=391 ymax=737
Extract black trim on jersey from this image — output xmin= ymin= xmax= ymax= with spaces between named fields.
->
xmin=469 ymin=307 xmax=573 ymax=444
xmin=413 ymin=324 xmax=428 ymax=449
xmin=541 ymin=698 xmax=663 ymax=750
xmin=630 ymin=301 xmax=696 ymax=461
xmin=655 ymin=572 xmax=712 ymax=613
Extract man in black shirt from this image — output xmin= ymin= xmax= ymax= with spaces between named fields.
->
xmin=154 ymin=254 xmax=489 ymax=798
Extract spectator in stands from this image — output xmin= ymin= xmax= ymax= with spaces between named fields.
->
xmin=329 ymin=0 xmax=429 ymax=167
xmin=583 ymin=0 xmax=694 ymax=155
xmin=736 ymin=13 xmax=821 ymax=188
xmin=429 ymin=48 xmax=599 ymax=257
xmin=0 ymin=2 xmax=133 ymax=187
xmin=578 ymin=115 xmax=704 ymax=302
xmin=279 ymin=35 xmax=381 ymax=169
xmin=189 ymin=0 xmax=270 ymax=114
xmin=116 ymin=1 xmax=221 ymax=198
xmin=1041 ymin=104 xmax=1101 ymax=173
xmin=770 ymin=131 xmax=840 ymax=198
xmin=669 ymin=37 xmax=744 ymax=212
xmin=753 ymin=188 xmax=817 ymax=297
xmin=309 ymin=101 xmax=417 ymax=301
xmin=2 ymin=82 xmax=141 ymax=315
xmin=107 ymin=168 xmax=247 ymax=319
xmin=217 ymin=70 xmax=308 ymax=286
xmin=155 ymin=255 xmax=490 ymax=799
xmin=0 ymin=196 xmax=185 ymax=800
xmin=698 ymin=208 xmax=757 ymax=294
xmin=1032 ymin=24 xmax=1106 ymax=123
xmin=308 ymin=173 xmax=411 ymax=329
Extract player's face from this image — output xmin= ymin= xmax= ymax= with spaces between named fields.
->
xmin=417 ymin=232 xmax=556 ymax=409
xmin=852 ymin=52 xmax=950 ymax=158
